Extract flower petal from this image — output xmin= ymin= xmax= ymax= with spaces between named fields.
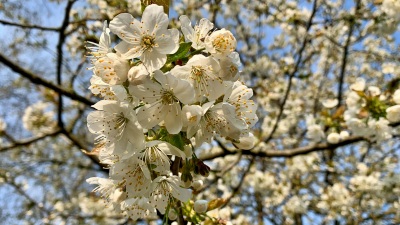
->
xmin=142 ymin=4 xmax=169 ymax=35
xmin=109 ymin=13 xmax=142 ymax=43
xmin=141 ymin=50 xmax=167 ymax=72
xmin=164 ymin=103 xmax=182 ymax=134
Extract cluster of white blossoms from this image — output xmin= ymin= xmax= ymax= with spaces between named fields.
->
xmin=85 ymin=4 xmax=257 ymax=221
xmin=317 ymin=183 xmax=353 ymax=219
xmin=344 ymin=78 xmax=399 ymax=142
xmin=22 ymin=101 xmax=56 ymax=135
xmin=305 ymin=77 xmax=400 ymax=144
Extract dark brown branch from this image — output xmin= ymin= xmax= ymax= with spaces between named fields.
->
xmin=263 ymin=0 xmax=318 ymax=143
xmin=337 ymin=0 xmax=361 ymax=107
xmin=201 ymin=136 xmax=366 ymax=161
xmin=222 ymin=156 xmax=255 ymax=208
xmin=0 ymin=52 xmax=95 ymax=106
xmin=60 ymin=129 xmax=108 ymax=173
xmin=0 ymin=130 xmax=62 ymax=152
xmin=56 ymin=0 xmax=76 ymax=129
xmin=0 ymin=19 xmax=60 ymax=31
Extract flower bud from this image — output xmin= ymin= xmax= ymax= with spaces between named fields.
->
xmin=192 ymin=180 xmax=204 ymax=190
xmin=339 ymin=131 xmax=350 ymax=139
xmin=168 ymin=209 xmax=177 ymax=220
xmin=386 ymin=105 xmax=400 ymax=123
xmin=195 ymin=160 xmax=210 ymax=177
xmin=327 ymin=132 xmax=340 ymax=144
xmin=194 ymin=200 xmax=209 ymax=213
xmin=233 ymin=133 xmax=256 ymax=150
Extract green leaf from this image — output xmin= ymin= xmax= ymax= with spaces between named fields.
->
xmin=167 ymin=133 xmax=185 ymax=151
xmin=167 ymin=42 xmax=192 ymax=64
xmin=158 ymin=128 xmax=185 ymax=150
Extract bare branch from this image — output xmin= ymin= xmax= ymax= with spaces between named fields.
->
xmin=222 ymin=156 xmax=255 ymax=208
xmin=200 ymin=136 xmax=367 ymax=161
xmin=263 ymin=0 xmax=319 ymax=143
xmin=0 ymin=130 xmax=62 ymax=152
xmin=0 ymin=19 xmax=59 ymax=31
xmin=56 ymin=0 xmax=77 ymax=129
xmin=337 ymin=0 xmax=362 ymax=107
xmin=0 ymin=52 xmax=95 ymax=106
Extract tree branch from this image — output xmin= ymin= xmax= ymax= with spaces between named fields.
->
xmin=56 ymin=0 xmax=76 ymax=129
xmin=0 ymin=19 xmax=59 ymax=31
xmin=337 ymin=0 xmax=361 ymax=107
xmin=201 ymin=136 xmax=366 ymax=161
xmin=0 ymin=130 xmax=62 ymax=152
xmin=263 ymin=0 xmax=319 ymax=143
xmin=222 ymin=156 xmax=255 ymax=208
xmin=0 ymin=52 xmax=95 ymax=106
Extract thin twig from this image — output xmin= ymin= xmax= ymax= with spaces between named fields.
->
xmin=263 ymin=0 xmax=319 ymax=143
xmin=0 ymin=19 xmax=59 ymax=31
xmin=0 ymin=52 xmax=95 ymax=106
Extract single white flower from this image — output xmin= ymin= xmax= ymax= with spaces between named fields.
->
xmin=306 ymin=124 xmax=325 ymax=142
xmin=111 ymin=155 xmax=152 ymax=198
xmin=179 ymin=15 xmax=214 ymax=50
xmin=386 ymin=105 xmax=400 ymax=123
xmin=150 ymin=175 xmax=192 ymax=214
xmin=130 ymin=70 xmax=195 ymax=134
xmin=171 ymin=55 xmax=223 ymax=101
xmin=137 ymin=140 xmax=186 ymax=173
xmin=193 ymin=199 xmax=209 ymax=213
xmin=234 ymin=132 xmax=257 ymax=150
xmin=22 ymin=102 xmax=56 ymax=135
xmin=368 ymin=86 xmax=381 ymax=96
xmin=109 ymin=4 xmax=179 ymax=72
xmin=322 ymin=99 xmax=338 ymax=108
xmin=327 ymin=132 xmax=340 ymax=144
xmin=350 ymin=78 xmax=366 ymax=91
xmin=339 ymin=130 xmax=350 ymax=139
xmin=205 ymin=28 xmax=237 ymax=59
xmin=87 ymin=100 xmax=145 ymax=155
xmin=368 ymin=118 xmax=392 ymax=141
xmin=223 ymin=81 xmax=258 ymax=130
xmin=187 ymin=101 xmax=241 ymax=145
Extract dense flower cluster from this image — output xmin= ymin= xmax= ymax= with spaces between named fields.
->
xmin=85 ymin=4 xmax=257 ymax=221
xmin=344 ymin=78 xmax=399 ymax=142
xmin=304 ymin=78 xmax=400 ymax=144
xmin=22 ymin=101 xmax=56 ymax=135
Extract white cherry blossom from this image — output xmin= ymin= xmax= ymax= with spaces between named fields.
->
xmin=170 ymin=55 xmax=223 ymax=101
xmin=109 ymin=4 xmax=179 ymax=72
xmin=149 ymin=175 xmax=192 ymax=214
xmin=130 ymin=70 xmax=194 ymax=134
xmin=179 ymin=15 xmax=214 ymax=50
xmin=205 ymin=28 xmax=237 ymax=59
xmin=87 ymin=100 xmax=145 ymax=155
